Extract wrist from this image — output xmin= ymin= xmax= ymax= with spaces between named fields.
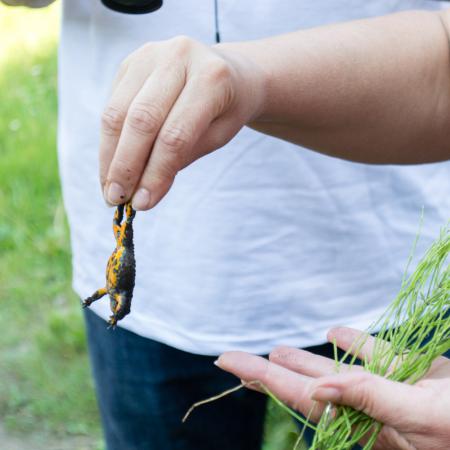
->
xmin=213 ymin=41 xmax=270 ymax=123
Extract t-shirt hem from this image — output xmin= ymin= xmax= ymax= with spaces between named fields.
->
xmin=82 ymin=297 xmax=387 ymax=356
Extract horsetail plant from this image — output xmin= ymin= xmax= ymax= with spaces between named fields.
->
xmin=307 ymin=222 xmax=450 ymax=449
xmin=184 ymin=223 xmax=450 ymax=450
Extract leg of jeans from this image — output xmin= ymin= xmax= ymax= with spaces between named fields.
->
xmin=83 ymin=309 xmax=267 ymax=450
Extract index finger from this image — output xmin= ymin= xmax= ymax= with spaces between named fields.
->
xmin=99 ymin=68 xmax=150 ymax=194
xmin=216 ymin=351 xmax=324 ymax=422
xmin=104 ymin=64 xmax=186 ymax=205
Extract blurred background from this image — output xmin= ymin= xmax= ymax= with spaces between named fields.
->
xmin=0 ymin=2 xmax=299 ymax=449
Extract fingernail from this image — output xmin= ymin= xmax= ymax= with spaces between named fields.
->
xmin=102 ymin=184 xmax=114 ymax=207
xmin=311 ymin=387 xmax=341 ymax=403
xmin=108 ymin=182 xmax=125 ymax=205
xmin=213 ymin=359 xmax=221 ymax=368
xmin=132 ymin=188 xmax=151 ymax=211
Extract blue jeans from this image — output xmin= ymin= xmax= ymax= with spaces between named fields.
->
xmin=84 ymin=309 xmax=267 ymax=450
xmin=85 ymin=308 xmax=450 ymax=450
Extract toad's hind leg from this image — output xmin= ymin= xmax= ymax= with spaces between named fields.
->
xmin=107 ymin=315 xmax=118 ymax=330
xmin=113 ymin=204 xmax=125 ymax=242
xmin=121 ymin=203 xmax=136 ymax=245
xmin=125 ymin=202 xmax=135 ymax=222
xmin=82 ymin=287 xmax=107 ymax=308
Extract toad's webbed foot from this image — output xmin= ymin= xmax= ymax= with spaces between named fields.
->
xmin=107 ymin=315 xmax=118 ymax=329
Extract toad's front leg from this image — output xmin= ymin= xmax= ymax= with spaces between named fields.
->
xmin=82 ymin=287 xmax=107 ymax=308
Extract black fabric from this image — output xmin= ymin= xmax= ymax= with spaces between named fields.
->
xmin=100 ymin=0 xmax=163 ymax=14
xmin=84 ymin=308 xmax=267 ymax=450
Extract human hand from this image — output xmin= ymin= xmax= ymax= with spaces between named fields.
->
xmin=100 ymin=36 xmax=266 ymax=210
xmin=216 ymin=327 xmax=450 ymax=450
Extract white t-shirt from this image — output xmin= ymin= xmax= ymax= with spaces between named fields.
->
xmin=59 ymin=0 xmax=450 ymax=355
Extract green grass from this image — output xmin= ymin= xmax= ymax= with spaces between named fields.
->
xmin=0 ymin=1 xmax=101 ymax=441
xmin=0 ymin=3 xmax=297 ymax=449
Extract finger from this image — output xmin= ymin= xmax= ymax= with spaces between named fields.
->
xmin=311 ymin=371 xmax=425 ymax=428
xmin=131 ymin=112 xmax=243 ymax=209
xmin=131 ymin=77 xmax=228 ymax=210
xmin=426 ymin=355 xmax=450 ymax=379
xmin=105 ymin=65 xmax=186 ymax=205
xmin=99 ymin=66 xmax=152 ymax=196
xmin=111 ymin=56 xmax=131 ymax=93
xmin=216 ymin=351 xmax=324 ymax=421
xmin=269 ymin=346 xmax=345 ymax=378
xmin=328 ymin=327 xmax=391 ymax=363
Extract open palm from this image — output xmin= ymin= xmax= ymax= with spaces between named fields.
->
xmin=217 ymin=327 xmax=450 ymax=450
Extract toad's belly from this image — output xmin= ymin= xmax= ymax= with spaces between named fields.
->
xmin=106 ymin=246 xmax=136 ymax=293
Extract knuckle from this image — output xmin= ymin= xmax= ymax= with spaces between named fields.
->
xmin=127 ymin=103 xmax=162 ymax=136
xmin=269 ymin=346 xmax=294 ymax=363
xmin=140 ymin=41 xmax=155 ymax=53
xmin=118 ymin=57 xmax=130 ymax=76
xmin=268 ymin=347 xmax=284 ymax=361
xmin=350 ymin=375 xmax=374 ymax=412
xmin=131 ymin=42 xmax=154 ymax=60
xmin=206 ymin=59 xmax=232 ymax=84
xmin=102 ymin=106 xmax=126 ymax=135
xmin=260 ymin=362 xmax=273 ymax=387
xmin=201 ymin=60 xmax=235 ymax=112
xmin=159 ymin=126 xmax=191 ymax=156
xmin=290 ymin=395 xmax=309 ymax=414
xmin=169 ymin=35 xmax=194 ymax=56
xmin=288 ymin=383 xmax=312 ymax=413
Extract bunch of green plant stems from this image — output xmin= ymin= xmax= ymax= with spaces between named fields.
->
xmin=288 ymin=224 xmax=450 ymax=450
xmin=183 ymin=224 xmax=449 ymax=450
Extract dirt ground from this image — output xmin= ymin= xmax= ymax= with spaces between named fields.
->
xmin=0 ymin=422 xmax=100 ymax=450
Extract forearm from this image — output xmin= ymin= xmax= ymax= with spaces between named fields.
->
xmin=219 ymin=10 xmax=450 ymax=164
xmin=1 ymin=0 xmax=55 ymax=7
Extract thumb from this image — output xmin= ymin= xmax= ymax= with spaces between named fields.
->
xmin=311 ymin=372 xmax=423 ymax=428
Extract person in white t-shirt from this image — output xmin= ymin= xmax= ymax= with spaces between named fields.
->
xmin=3 ymin=1 xmax=449 ymax=449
